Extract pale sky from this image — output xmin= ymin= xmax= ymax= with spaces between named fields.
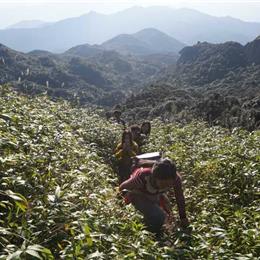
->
xmin=1 ymin=0 xmax=260 ymax=29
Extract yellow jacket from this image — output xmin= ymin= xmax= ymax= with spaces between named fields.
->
xmin=114 ymin=142 xmax=139 ymax=160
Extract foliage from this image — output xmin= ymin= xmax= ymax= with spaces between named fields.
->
xmin=122 ymin=39 xmax=260 ymax=130
xmin=0 ymin=43 xmax=166 ymax=107
xmin=144 ymin=120 xmax=260 ymax=258
xmin=0 ymin=86 xmax=259 ymax=259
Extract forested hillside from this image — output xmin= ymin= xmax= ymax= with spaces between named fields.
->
xmin=0 ymin=85 xmax=259 ymax=259
xmin=123 ymin=37 xmax=260 ymax=130
xmin=1 ymin=35 xmax=260 ymax=130
xmin=0 ymin=42 xmax=170 ymax=107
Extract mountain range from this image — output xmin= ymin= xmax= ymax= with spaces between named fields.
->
xmin=65 ymin=28 xmax=184 ymax=57
xmin=0 ymin=13 xmax=260 ymax=130
xmin=102 ymin=28 xmax=185 ymax=56
xmin=0 ymin=28 xmax=178 ymax=107
xmin=0 ymin=6 xmax=260 ymax=52
xmin=6 ymin=20 xmax=51 ymax=29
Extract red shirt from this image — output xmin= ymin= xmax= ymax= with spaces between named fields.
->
xmin=120 ymin=167 xmax=187 ymax=219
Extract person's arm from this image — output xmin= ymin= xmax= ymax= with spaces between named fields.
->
xmin=133 ymin=142 xmax=139 ymax=154
xmin=114 ymin=143 xmax=123 ymax=159
xmin=160 ymin=194 xmax=172 ymax=214
xmin=173 ymin=173 xmax=189 ymax=226
xmin=128 ymin=145 xmax=137 ymax=157
xmin=132 ymin=141 xmax=141 ymax=155
xmin=139 ymin=134 xmax=147 ymax=146
xmin=119 ymin=171 xmax=144 ymax=192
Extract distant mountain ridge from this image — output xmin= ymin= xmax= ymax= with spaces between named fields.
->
xmin=101 ymin=28 xmax=185 ymax=55
xmin=6 ymin=20 xmax=51 ymax=29
xmin=64 ymin=43 xmax=103 ymax=57
xmin=0 ymin=6 xmax=260 ymax=52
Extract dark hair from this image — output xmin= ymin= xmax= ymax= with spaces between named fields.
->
xmin=105 ymin=111 xmax=111 ymax=119
xmin=129 ymin=124 xmax=141 ymax=133
xmin=152 ymin=158 xmax=176 ymax=180
xmin=141 ymin=121 xmax=151 ymax=135
xmin=121 ymin=130 xmax=133 ymax=145
xmin=113 ymin=110 xmax=121 ymax=117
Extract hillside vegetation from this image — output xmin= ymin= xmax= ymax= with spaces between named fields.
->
xmin=2 ymin=35 xmax=260 ymax=130
xmin=0 ymin=86 xmax=259 ymax=259
xmin=123 ymin=38 xmax=260 ymax=130
xmin=0 ymin=43 xmax=169 ymax=107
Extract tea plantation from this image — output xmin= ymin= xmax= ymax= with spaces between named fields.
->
xmin=0 ymin=85 xmax=259 ymax=259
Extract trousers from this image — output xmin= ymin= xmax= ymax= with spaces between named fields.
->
xmin=130 ymin=193 xmax=166 ymax=234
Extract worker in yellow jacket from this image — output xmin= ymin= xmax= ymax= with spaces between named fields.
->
xmin=115 ymin=130 xmax=139 ymax=183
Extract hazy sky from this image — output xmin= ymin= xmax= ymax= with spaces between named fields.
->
xmin=1 ymin=0 xmax=260 ymax=29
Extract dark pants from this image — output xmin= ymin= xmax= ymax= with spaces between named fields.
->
xmin=118 ymin=160 xmax=132 ymax=184
xmin=130 ymin=194 xmax=166 ymax=234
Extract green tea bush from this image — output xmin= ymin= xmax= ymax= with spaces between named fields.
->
xmin=144 ymin=120 xmax=260 ymax=258
xmin=0 ymin=85 xmax=259 ymax=259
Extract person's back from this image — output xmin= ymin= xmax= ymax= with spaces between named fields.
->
xmin=119 ymin=159 xmax=188 ymax=235
xmin=114 ymin=142 xmax=139 ymax=161
xmin=129 ymin=125 xmax=142 ymax=151
xmin=114 ymin=130 xmax=139 ymax=183
xmin=122 ymin=167 xmax=168 ymax=203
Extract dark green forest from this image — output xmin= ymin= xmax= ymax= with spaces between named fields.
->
xmin=122 ymin=38 xmax=260 ymax=131
xmin=0 ymin=43 xmax=168 ymax=107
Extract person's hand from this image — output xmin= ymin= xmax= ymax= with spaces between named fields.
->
xmin=180 ymin=217 xmax=189 ymax=228
xmin=163 ymin=213 xmax=175 ymax=233
xmin=115 ymin=187 xmax=122 ymax=200
xmin=165 ymin=213 xmax=174 ymax=225
xmin=120 ymin=189 xmax=130 ymax=196
xmin=116 ymin=188 xmax=128 ymax=198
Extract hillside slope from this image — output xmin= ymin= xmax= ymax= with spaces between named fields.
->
xmin=0 ymin=43 xmax=170 ymax=106
xmin=0 ymin=85 xmax=259 ymax=258
xmin=122 ymin=37 xmax=260 ymax=130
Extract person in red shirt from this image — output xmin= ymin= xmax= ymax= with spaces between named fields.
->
xmin=119 ymin=158 xmax=189 ymax=235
